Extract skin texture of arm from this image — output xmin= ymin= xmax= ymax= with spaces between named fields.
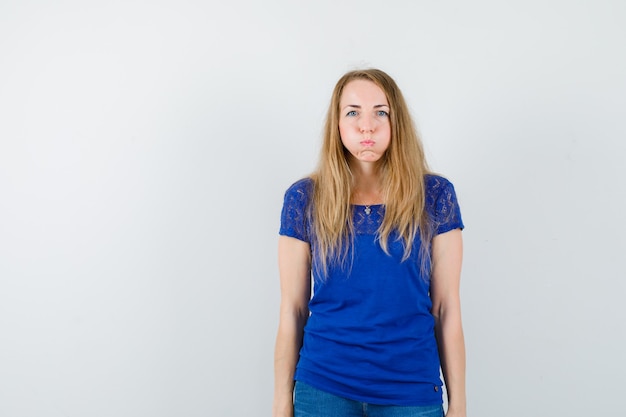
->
xmin=430 ymin=229 xmax=467 ymax=417
xmin=273 ymin=236 xmax=312 ymax=417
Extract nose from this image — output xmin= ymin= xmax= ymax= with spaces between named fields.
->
xmin=358 ymin=114 xmax=375 ymax=133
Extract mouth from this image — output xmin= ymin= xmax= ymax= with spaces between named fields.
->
xmin=360 ymin=140 xmax=375 ymax=146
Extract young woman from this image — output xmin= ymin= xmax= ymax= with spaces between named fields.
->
xmin=274 ymin=69 xmax=466 ymax=417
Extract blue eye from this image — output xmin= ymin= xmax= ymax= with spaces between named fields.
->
xmin=346 ymin=110 xmax=357 ymax=117
xmin=377 ymin=110 xmax=389 ymax=117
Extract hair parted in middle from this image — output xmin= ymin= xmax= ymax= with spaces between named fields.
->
xmin=310 ymin=68 xmax=434 ymax=277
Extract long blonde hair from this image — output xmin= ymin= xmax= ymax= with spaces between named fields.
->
xmin=310 ymin=69 xmax=433 ymax=276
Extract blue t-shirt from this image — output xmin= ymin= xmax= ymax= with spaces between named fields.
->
xmin=279 ymin=174 xmax=464 ymax=406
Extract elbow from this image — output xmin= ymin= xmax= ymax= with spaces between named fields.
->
xmin=431 ymin=300 xmax=444 ymax=323
xmin=280 ymin=301 xmax=310 ymax=326
xmin=432 ymin=299 xmax=462 ymax=330
xmin=293 ymin=305 xmax=310 ymax=326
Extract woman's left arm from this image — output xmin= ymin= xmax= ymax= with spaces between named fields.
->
xmin=430 ymin=228 xmax=466 ymax=417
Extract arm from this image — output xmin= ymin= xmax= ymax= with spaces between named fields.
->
xmin=273 ymin=236 xmax=312 ymax=417
xmin=430 ymin=229 xmax=466 ymax=417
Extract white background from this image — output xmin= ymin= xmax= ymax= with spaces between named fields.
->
xmin=1 ymin=1 xmax=625 ymax=416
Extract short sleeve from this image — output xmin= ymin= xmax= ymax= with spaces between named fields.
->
xmin=279 ymin=178 xmax=313 ymax=243
xmin=425 ymin=175 xmax=464 ymax=235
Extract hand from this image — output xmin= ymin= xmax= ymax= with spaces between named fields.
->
xmin=445 ymin=408 xmax=466 ymax=417
xmin=272 ymin=400 xmax=293 ymax=417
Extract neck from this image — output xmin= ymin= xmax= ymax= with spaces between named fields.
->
xmin=349 ymin=158 xmax=379 ymax=183
xmin=349 ymin=161 xmax=384 ymax=205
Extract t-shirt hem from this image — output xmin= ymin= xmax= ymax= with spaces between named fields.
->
xmin=278 ymin=229 xmax=309 ymax=243
xmin=294 ymin=369 xmax=443 ymax=406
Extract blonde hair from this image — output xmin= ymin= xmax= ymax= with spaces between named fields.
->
xmin=310 ymin=68 xmax=433 ymax=276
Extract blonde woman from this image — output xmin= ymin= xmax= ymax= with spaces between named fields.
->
xmin=274 ymin=69 xmax=466 ymax=417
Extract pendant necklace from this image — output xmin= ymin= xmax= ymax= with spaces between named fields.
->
xmin=355 ymin=189 xmax=378 ymax=215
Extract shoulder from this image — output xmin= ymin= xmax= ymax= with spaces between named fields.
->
xmin=424 ymin=173 xmax=464 ymax=232
xmin=282 ymin=177 xmax=314 ymax=207
xmin=280 ymin=178 xmax=314 ymax=241
xmin=285 ymin=177 xmax=314 ymax=195
xmin=424 ymin=174 xmax=455 ymax=199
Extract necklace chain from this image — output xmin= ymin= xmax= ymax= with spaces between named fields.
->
xmin=354 ymin=189 xmax=381 ymax=216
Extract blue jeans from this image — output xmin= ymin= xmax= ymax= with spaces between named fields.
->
xmin=293 ymin=381 xmax=444 ymax=417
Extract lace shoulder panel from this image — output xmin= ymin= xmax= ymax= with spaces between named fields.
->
xmin=279 ymin=178 xmax=313 ymax=243
xmin=424 ymin=174 xmax=464 ymax=235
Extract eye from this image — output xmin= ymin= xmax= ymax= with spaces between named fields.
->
xmin=346 ymin=110 xmax=358 ymax=117
xmin=377 ymin=110 xmax=389 ymax=117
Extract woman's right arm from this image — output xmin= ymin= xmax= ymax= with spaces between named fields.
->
xmin=273 ymin=235 xmax=312 ymax=417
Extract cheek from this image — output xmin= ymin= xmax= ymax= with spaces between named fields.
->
xmin=382 ymin=124 xmax=391 ymax=141
xmin=338 ymin=124 xmax=349 ymax=142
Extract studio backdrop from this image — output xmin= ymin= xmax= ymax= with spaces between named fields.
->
xmin=1 ymin=1 xmax=624 ymax=416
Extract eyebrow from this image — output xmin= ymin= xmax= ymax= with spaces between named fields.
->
xmin=342 ymin=104 xmax=390 ymax=110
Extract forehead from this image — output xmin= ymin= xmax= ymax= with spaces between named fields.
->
xmin=340 ymin=79 xmax=388 ymax=104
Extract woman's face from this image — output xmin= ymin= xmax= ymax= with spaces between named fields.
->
xmin=338 ymin=79 xmax=391 ymax=166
